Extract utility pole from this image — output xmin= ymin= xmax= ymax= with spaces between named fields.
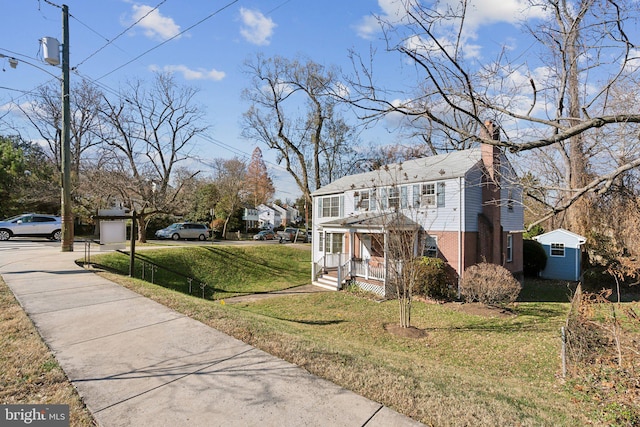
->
xmin=60 ymin=4 xmax=73 ymax=252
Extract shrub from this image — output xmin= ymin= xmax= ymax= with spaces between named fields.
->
xmin=413 ymin=257 xmax=456 ymax=300
xmin=460 ymin=263 xmax=521 ymax=305
xmin=210 ymin=219 xmax=225 ymax=239
xmin=523 ymin=239 xmax=547 ymax=277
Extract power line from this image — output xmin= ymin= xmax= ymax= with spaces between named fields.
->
xmin=96 ymin=0 xmax=240 ymax=81
xmin=72 ymin=68 xmax=291 ymax=175
xmin=74 ymin=0 xmax=168 ymax=69
xmin=0 ymin=86 xmax=33 ymax=94
xmin=39 ymin=0 xmax=61 ymax=10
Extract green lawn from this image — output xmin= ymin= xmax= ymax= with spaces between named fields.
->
xmin=93 ymin=245 xmax=311 ymax=298
xmin=89 ymin=246 xmax=631 ymax=426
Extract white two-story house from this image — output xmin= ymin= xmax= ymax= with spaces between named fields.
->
xmin=311 ymin=140 xmax=524 ymax=296
xmin=257 ymin=204 xmax=281 ymax=229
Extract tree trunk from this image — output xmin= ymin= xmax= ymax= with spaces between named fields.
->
xmin=564 ymin=12 xmax=591 ymax=237
xmin=137 ymin=217 xmax=147 ymax=243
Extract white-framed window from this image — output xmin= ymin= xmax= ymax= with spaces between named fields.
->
xmin=370 ymin=188 xmax=377 ymax=211
xmin=401 ymin=186 xmax=409 ymax=209
xmin=414 ymin=183 xmax=436 ymax=208
xmin=318 ymin=195 xmax=343 ymax=218
xmin=379 ymin=187 xmax=388 ymax=210
xmin=357 ymin=190 xmax=370 ymax=211
xmin=388 ymin=187 xmax=400 ymax=210
xmin=319 ymin=232 xmax=344 ymax=254
xmin=423 ymin=235 xmax=438 ymax=257
xmin=437 ymin=182 xmax=446 ymax=207
xmin=506 ymin=234 xmax=513 ymax=262
xmin=551 ymin=243 xmax=565 ymax=257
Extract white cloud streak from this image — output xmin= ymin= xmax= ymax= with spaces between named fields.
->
xmin=149 ymin=64 xmax=226 ymax=81
xmin=130 ymin=4 xmax=181 ymax=41
xmin=239 ymin=8 xmax=276 ymax=46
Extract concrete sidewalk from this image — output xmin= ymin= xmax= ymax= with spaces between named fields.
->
xmin=0 ymin=242 xmax=423 ymax=427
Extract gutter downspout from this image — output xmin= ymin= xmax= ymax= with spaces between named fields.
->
xmin=383 ymin=226 xmax=388 ymax=292
xmin=458 ymin=176 xmax=463 ymax=299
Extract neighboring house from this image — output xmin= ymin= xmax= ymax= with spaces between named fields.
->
xmin=257 ymin=204 xmax=281 ymax=229
xmin=272 ymin=204 xmax=288 ymax=227
xmin=533 ymin=229 xmax=586 ymax=281
xmin=286 ymin=205 xmax=301 ymax=225
xmin=310 ymin=137 xmax=524 ymax=297
xmin=242 ymin=208 xmax=259 ymax=230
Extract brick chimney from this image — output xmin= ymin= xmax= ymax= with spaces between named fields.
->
xmin=481 ymin=120 xmax=501 ymax=182
xmin=479 ymin=120 xmax=503 ymax=265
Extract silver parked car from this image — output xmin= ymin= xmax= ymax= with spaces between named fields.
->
xmin=0 ymin=213 xmax=62 ymax=241
xmin=155 ymin=222 xmax=210 ymax=241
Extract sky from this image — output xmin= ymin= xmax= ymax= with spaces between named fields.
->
xmin=0 ymin=0 xmax=550 ymax=201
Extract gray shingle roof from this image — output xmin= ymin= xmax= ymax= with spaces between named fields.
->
xmin=319 ymin=211 xmax=421 ymax=230
xmin=312 ymin=148 xmax=483 ymax=196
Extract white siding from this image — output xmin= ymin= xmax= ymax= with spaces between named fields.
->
xmin=501 ymin=184 xmax=524 ymax=232
xmin=407 ymin=179 xmax=462 ymax=231
xmin=341 ymin=180 xmax=465 ymax=232
xmin=463 ymin=167 xmax=483 ymax=232
xmin=344 ymin=191 xmax=356 ymax=215
xmin=499 ymin=162 xmax=524 ymax=232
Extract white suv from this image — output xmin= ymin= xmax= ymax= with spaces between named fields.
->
xmin=0 ymin=214 xmax=62 ymax=241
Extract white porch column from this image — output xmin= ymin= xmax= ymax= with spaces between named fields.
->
xmin=322 ymin=229 xmax=327 ymax=273
xmin=383 ymin=230 xmax=388 ymax=288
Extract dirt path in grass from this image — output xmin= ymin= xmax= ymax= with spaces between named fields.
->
xmin=223 ymin=284 xmax=331 ymax=303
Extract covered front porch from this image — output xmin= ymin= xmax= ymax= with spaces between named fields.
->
xmin=312 ymin=212 xmax=422 ymax=297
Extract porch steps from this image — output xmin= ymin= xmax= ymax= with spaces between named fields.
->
xmin=313 ymin=274 xmax=341 ymax=290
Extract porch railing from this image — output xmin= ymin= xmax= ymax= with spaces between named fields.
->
xmin=337 ymin=258 xmax=351 ymax=287
xmin=351 ymin=258 xmax=385 ymax=281
xmin=312 ymin=256 xmax=324 ymax=282
xmin=313 ymin=255 xmax=392 ymax=283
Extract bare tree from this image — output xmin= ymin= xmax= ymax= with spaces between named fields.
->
xmin=347 ymin=0 xmax=640 ymax=234
xmin=20 ymin=78 xmax=104 ymax=178
xmin=241 ymin=54 xmax=358 ymax=211
xmin=352 ymin=142 xmax=435 ymax=173
xmin=97 ymin=72 xmax=208 ymax=241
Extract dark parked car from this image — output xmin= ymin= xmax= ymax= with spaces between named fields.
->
xmin=155 ymin=223 xmax=210 ymax=241
xmin=253 ymin=230 xmax=276 ymax=240
xmin=0 ymin=213 xmax=62 ymax=241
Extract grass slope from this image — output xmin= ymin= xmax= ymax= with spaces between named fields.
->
xmin=89 ymin=245 xmax=595 ymax=426
xmin=94 ymin=245 xmax=311 ymax=298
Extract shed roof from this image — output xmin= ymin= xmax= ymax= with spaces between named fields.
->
xmin=312 ymin=148 xmax=483 ymax=196
xmin=533 ymin=228 xmax=587 ymax=246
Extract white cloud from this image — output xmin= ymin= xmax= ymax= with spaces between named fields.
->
xmin=444 ymin=0 xmax=548 ymax=36
xmin=404 ymin=33 xmax=482 ymax=60
xmin=130 ymin=4 xmax=181 ymax=41
xmin=332 ymin=82 xmax=351 ymax=99
xmin=623 ymin=48 xmax=640 ymax=74
xmin=354 ymin=15 xmax=381 ymax=40
xmin=354 ymin=0 xmax=408 ymax=40
xmin=149 ymin=64 xmax=226 ymax=81
xmin=356 ymin=0 xmax=548 ymax=45
xmin=239 ymin=8 xmax=276 ymax=46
